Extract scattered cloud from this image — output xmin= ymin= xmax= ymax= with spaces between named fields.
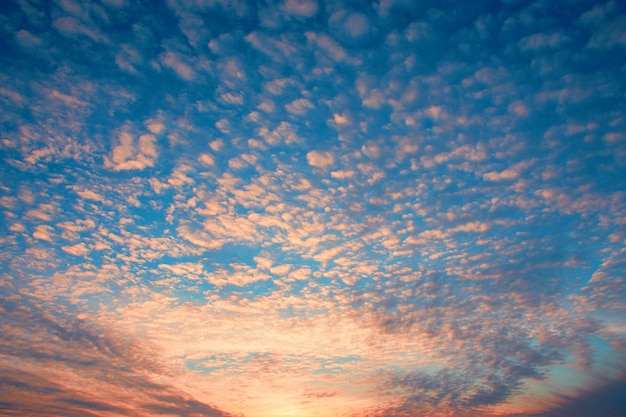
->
xmin=285 ymin=98 xmax=314 ymax=115
xmin=2 ymin=1 xmax=626 ymax=416
xmin=105 ymin=131 xmax=158 ymax=171
xmin=160 ymin=51 xmax=195 ymax=81
xmin=307 ymin=150 xmax=335 ymax=169
xmin=281 ymin=0 xmax=318 ymax=18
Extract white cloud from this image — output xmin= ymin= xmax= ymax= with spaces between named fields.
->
xmin=75 ymin=189 xmax=111 ymax=205
xmin=138 ymin=134 xmax=157 ymax=157
xmin=604 ymin=132 xmax=625 ymax=143
xmin=26 ymin=209 xmax=52 ymax=222
xmin=425 ymin=105 xmax=445 ymax=120
xmin=483 ymin=169 xmax=518 ymax=181
xmin=210 ymin=139 xmax=225 ymax=151
xmin=33 ymin=225 xmax=54 ymax=242
xmin=333 ymin=113 xmax=350 ymax=125
xmin=46 ymin=89 xmax=87 ymax=108
xmin=258 ymin=122 xmax=302 ymax=146
xmin=254 ymin=256 xmax=273 ymax=270
xmin=220 ymin=92 xmax=244 ymax=105
xmin=281 ymin=0 xmax=318 ymax=18
xmin=508 ymin=100 xmax=529 ymax=117
xmin=484 ymin=159 xmax=533 ymax=182
xmin=160 ymin=51 xmax=195 ymax=81
xmin=270 ymin=264 xmax=292 ymax=275
xmin=586 ymin=16 xmax=626 ymax=49
xmin=248 ymin=138 xmax=268 ymax=150
xmin=9 ymin=223 xmax=25 ymax=232
xmin=61 ymin=243 xmax=89 ymax=256
xmin=343 ymin=12 xmax=370 ymax=38
xmin=306 ymin=32 xmax=360 ymax=64
xmin=159 ymin=262 xmax=204 ymax=278
xmin=331 ymin=170 xmax=355 ymax=179
xmin=0 ymin=87 xmax=25 ymax=108
xmin=285 ymin=98 xmax=314 ymax=115
xmin=263 ymin=78 xmax=295 ymax=95
xmin=106 ymin=130 xmax=158 ymax=171
xmin=168 ymin=165 xmax=195 ymax=187
xmin=588 ymin=271 xmax=606 ymax=284
xmin=329 ymin=10 xmax=372 ymax=40
xmin=115 ymin=44 xmax=142 ymax=73
xmin=15 ymin=29 xmax=42 ymax=48
xmin=307 ymin=150 xmax=335 ymax=169
xmin=146 ymin=119 xmax=165 ymax=134
xmin=362 ymin=89 xmax=386 ymax=109
xmin=518 ymin=33 xmax=568 ymax=51
xmin=228 ymin=157 xmax=247 ymax=170
xmin=52 ymin=16 xmax=107 ymax=42
xmin=362 ymin=141 xmax=382 ymax=159
xmin=215 ymin=119 xmax=232 ymax=134
xmin=199 ymin=153 xmax=215 ymax=166
xmin=177 ymin=224 xmax=223 ymax=250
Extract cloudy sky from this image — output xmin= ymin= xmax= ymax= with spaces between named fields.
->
xmin=1 ymin=0 xmax=626 ymax=416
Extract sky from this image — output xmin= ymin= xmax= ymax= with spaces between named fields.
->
xmin=1 ymin=0 xmax=626 ymax=416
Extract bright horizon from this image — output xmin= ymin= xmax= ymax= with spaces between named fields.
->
xmin=1 ymin=0 xmax=626 ymax=416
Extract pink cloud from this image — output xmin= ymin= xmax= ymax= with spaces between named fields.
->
xmin=307 ymin=150 xmax=335 ymax=169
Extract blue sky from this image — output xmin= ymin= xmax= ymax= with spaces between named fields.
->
xmin=1 ymin=0 xmax=626 ymax=416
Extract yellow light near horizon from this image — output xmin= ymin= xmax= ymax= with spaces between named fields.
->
xmin=245 ymin=406 xmax=307 ymax=417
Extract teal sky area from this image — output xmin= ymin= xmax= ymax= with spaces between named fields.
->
xmin=1 ymin=0 xmax=626 ymax=416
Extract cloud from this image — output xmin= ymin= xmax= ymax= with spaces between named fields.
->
xmin=45 ymin=89 xmax=88 ymax=108
xmin=306 ymin=32 xmax=360 ymax=64
xmin=177 ymin=224 xmax=223 ymax=250
xmin=361 ymin=88 xmax=386 ymax=109
xmin=205 ymin=265 xmax=271 ymax=287
xmin=361 ymin=140 xmax=382 ymax=158
xmin=281 ymin=0 xmax=318 ymax=18
xmin=105 ymin=131 xmax=158 ymax=171
xmin=329 ymin=10 xmax=374 ymax=44
xmin=484 ymin=169 xmax=519 ymax=181
xmin=508 ymin=100 xmax=530 ymax=117
xmin=115 ymin=44 xmax=144 ymax=73
xmin=258 ymin=122 xmax=302 ymax=146
xmin=307 ymin=150 xmax=335 ymax=169
xmin=74 ymin=188 xmax=111 ymax=204
xmin=285 ymin=98 xmax=314 ymax=114
xmin=483 ymin=160 xmax=533 ymax=181
xmin=586 ymin=16 xmax=626 ymax=50
xmin=528 ymin=375 xmax=626 ymax=417
xmin=159 ymin=51 xmax=195 ymax=81
xmin=61 ymin=243 xmax=89 ymax=256
xmin=32 ymin=225 xmax=54 ymax=242
xmin=199 ymin=153 xmax=215 ymax=166
xmin=0 ymin=294 xmax=234 ymax=417
xmin=15 ymin=29 xmax=42 ymax=48
xmin=332 ymin=113 xmax=350 ymax=125
xmin=331 ymin=170 xmax=355 ymax=179
xmin=604 ymin=132 xmax=625 ymax=143
xmin=3 ymin=1 xmax=626 ymax=416
xmin=220 ymin=92 xmax=244 ymax=105
xmin=518 ymin=33 xmax=569 ymax=51
xmin=342 ymin=12 xmax=371 ymax=38
xmin=52 ymin=17 xmax=104 ymax=42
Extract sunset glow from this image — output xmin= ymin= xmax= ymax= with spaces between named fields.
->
xmin=1 ymin=0 xmax=626 ymax=416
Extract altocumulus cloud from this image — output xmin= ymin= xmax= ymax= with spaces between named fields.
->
xmin=1 ymin=0 xmax=626 ymax=416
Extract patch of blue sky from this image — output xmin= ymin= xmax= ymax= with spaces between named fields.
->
xmin=539 ymin=353 xmax=611 ymax=398
xmin=185 ymin=357 xmax=225 ymax=375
